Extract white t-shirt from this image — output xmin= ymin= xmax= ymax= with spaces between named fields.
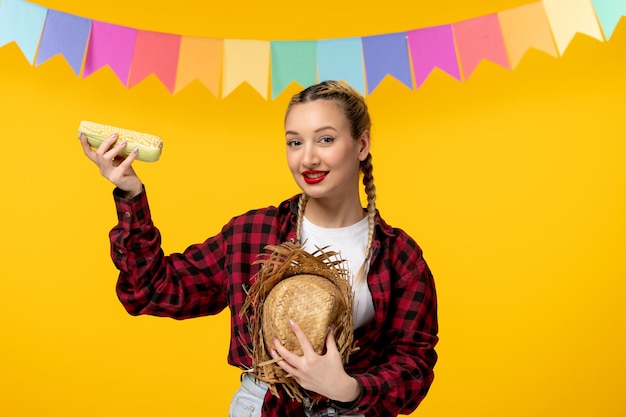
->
xmin=301 ymin=215 xmax=375 ymax=329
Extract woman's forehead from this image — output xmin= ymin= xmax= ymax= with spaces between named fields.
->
xmin=285 ymin=100 xmax=348 ymax=129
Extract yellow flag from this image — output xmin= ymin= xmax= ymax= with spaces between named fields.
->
xmin=222 ymin=39 xmax=270 ymax=99
xmin=542 ymin=0 xmax=604 ymax=54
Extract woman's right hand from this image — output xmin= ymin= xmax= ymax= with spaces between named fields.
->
xmin=79 ymin=132 xmax=143 ymax=198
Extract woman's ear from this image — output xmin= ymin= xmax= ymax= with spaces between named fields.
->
xmin=358 ymin=130 xmax=371 ymax=161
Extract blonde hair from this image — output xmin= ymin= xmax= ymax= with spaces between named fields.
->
xmin=288 ymin=80 xmax=377 ymax=284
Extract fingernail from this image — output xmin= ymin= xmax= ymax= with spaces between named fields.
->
xmin=110 ymin=133 xmax=118 ymax=139
xmin=289 ymin=320 xmax=295 ymax=328
xmin=271 ymin=349 xmax=277 ymax=357
xmin=131 ymin=148 xmax=138 ymax=154
xmin=273 ymin=337 xmax=278 ymax=346
xmin=119 ymin=140 xmax=127 ymax=146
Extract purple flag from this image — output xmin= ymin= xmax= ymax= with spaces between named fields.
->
xmin=407 ymin=25 xmax=461 ymax=88
xmin=362 ymin=32 xmax=412 ymax=93
xmin=36 ymin=10 xmax=91 ymax=75
xmin=83 ymin=21 xmax=138 ymax=86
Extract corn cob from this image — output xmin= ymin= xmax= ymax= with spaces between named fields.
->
xmin=79 ymin=121 xmax=163 ymax=162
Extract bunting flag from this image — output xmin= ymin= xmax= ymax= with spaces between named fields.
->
xmin=453 ymin=14 xmax=511 ymax=79
xmin=362 ymin=32 xmax=413 ymax=93
xmin=222 ymin=39 xmax=270 ymax=98
xmin=543 ymin=0 xmax=604 ymax=54
xmin=0 ymin=0 xmax=47 ymax=63
xmin=317 ymin=38 xmax=366 ymax=95
xmin=498 ymin=2 xmax=558 ymax=69
xmin=408 ymin=25 xmax=461 ymax=87
xmin=83 ymin=21 xmax=137 ymax=85
xmin=271 ymin=41 xmax=317 ymax=99
xmin=592 ymin=0 xmax=626 ymax=40
xmin=175 ymin=36 xmax=223 ymax=96
xmin=1 ymin=0 xmax=625 ymax=99
xmin=35 ymin=10 xmax=91 ymax=75
xmin=128 ymin=30 xmax=181 ymax=93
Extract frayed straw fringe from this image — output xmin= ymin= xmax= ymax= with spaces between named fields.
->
xmin=239 ymin=242 xmax=358 ymax=403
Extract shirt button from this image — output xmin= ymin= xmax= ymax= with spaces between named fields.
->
xmin=124 ymin=211 xmax=131 ymax=217
xmin=118 ymin=249 xmax=124 ymax=254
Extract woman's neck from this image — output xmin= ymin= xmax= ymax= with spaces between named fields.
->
xmin=303 ymin=195 xmax=365 ymax=228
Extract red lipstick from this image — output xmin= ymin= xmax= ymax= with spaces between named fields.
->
xmin=302 ymin=170 xmax=328 ymax=184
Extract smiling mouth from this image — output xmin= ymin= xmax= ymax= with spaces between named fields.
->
xmin=302 ymin=171 xmax=328 ymax=184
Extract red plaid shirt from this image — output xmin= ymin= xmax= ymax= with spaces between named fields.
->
xmin=110 ymin=187 xmax=438 ymax=417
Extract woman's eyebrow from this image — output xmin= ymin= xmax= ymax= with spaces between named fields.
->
xmin=285 ymin=126 xmax=338 ymax=136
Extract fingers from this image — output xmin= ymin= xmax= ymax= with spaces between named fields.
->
xmin=270 ymin=343 xmax=296 ymax=375
xmin=119 ymin=147 xmax=139 ymax=168
xmin=271 ymin=321 xmax=333 ymax=373
xmin=79 ymin=133 xmax=96 ymax=162
xmin=272 ymin=337 xmax=298 ymax=364
xmin=80 ymin=131 xmax=122 ymax=162
xmin=325 ymin=326 xmax=339 ymax=356
xmin=90 ymin=133 xmax=138 ymax=164
xmin=96 ymin=133 xmax=121 ymax=160
xmin=288 ymin=320 xmax=315 ymax=356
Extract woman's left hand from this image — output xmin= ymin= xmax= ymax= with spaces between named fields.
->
xmin=271 ymin=320 xmax=361 ymax=403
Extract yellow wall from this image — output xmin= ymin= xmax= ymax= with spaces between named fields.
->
xmin=1 ymin=1 xmax=625 ymax=416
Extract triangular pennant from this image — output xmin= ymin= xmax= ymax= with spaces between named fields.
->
xmin=591 ymin=0 xmax=626 ymax=40
xmin=175 ymin=36 xmax=223 ymax=96
xmin=35 ymin=10 xmax=91 ymax=75
xmin=222 ymin=39 xmax=270 ymax=99
xmin=271 ymin=40 xmax=317 ymax=99
xmin=543 ymin=0 xmax=604 ymax=54
xmin=0 ymin=0 xmax=47 ymax=63
xmin=407 ymin=25 xmax=461 ymax=88
xmin=317 ymin=38 xmax=366 ymax=95
xmin=83 ymin=21 xmax=137 ymax=86
xmin=498 ymin=2 xmax=558 ymax=68
xmin=362 ymin=32 xmax=413 ymax=94
xmin=128 ymin=30 xmax=181 ymax=93
xmin=453 ymin=13 xmax=511 ymax=79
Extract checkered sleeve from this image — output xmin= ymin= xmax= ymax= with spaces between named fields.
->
xmin=109 ymin=187 xmax=230 ymax=319
xmin=349 ymin=233 xmax=438 ymax=416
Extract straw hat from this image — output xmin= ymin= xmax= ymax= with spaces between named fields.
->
xmin=240 ymin=241 xmax=357 ymax=403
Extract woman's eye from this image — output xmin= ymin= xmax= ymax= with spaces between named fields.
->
xmin=319 ymin=136 xmax=334 ymax=144
xmin=287 ymin=139 xmax=301 ymax=147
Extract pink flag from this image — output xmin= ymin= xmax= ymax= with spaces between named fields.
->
xmin=407 ymin=25 xmax=461 ymax=88
xmin=83 ymin=21 xmax=137 ymax=85
xmin=453 ymin=14 xmax=510 ymax=79
xmin=128 ymin=30 xmax=181 ymax=93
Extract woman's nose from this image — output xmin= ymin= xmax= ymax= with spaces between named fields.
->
xmin=302 ymin=144 xmax=319 ymax=167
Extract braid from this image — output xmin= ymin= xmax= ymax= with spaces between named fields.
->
xmin=352 ymin=153 xmax=377 ymax=285
xmin=296 ymin=193 xmax=309 ymax=243
xmin=361 ymin=153 xmax=377 ymax=261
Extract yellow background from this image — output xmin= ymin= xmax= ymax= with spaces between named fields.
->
xmin=1 ymin=1 xmax=625 ymax=416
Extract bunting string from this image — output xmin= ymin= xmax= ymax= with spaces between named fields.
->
xmin=1 ymin=0 xmax=624 ymax=99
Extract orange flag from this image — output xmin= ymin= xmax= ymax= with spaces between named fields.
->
xmin=175 ymin=36 xmax=223 ymax=96
xmin=499 ymin=2 xmax=558 ymax=68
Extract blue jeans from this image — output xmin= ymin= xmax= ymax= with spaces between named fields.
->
xmin=229 ymin=374 xmax=267 ymax=417
xmin=229 ymin=374 xmax=364 ymax=417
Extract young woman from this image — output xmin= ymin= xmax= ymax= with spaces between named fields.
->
xmin=79 ymin=80 xmax=439 ymax=417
